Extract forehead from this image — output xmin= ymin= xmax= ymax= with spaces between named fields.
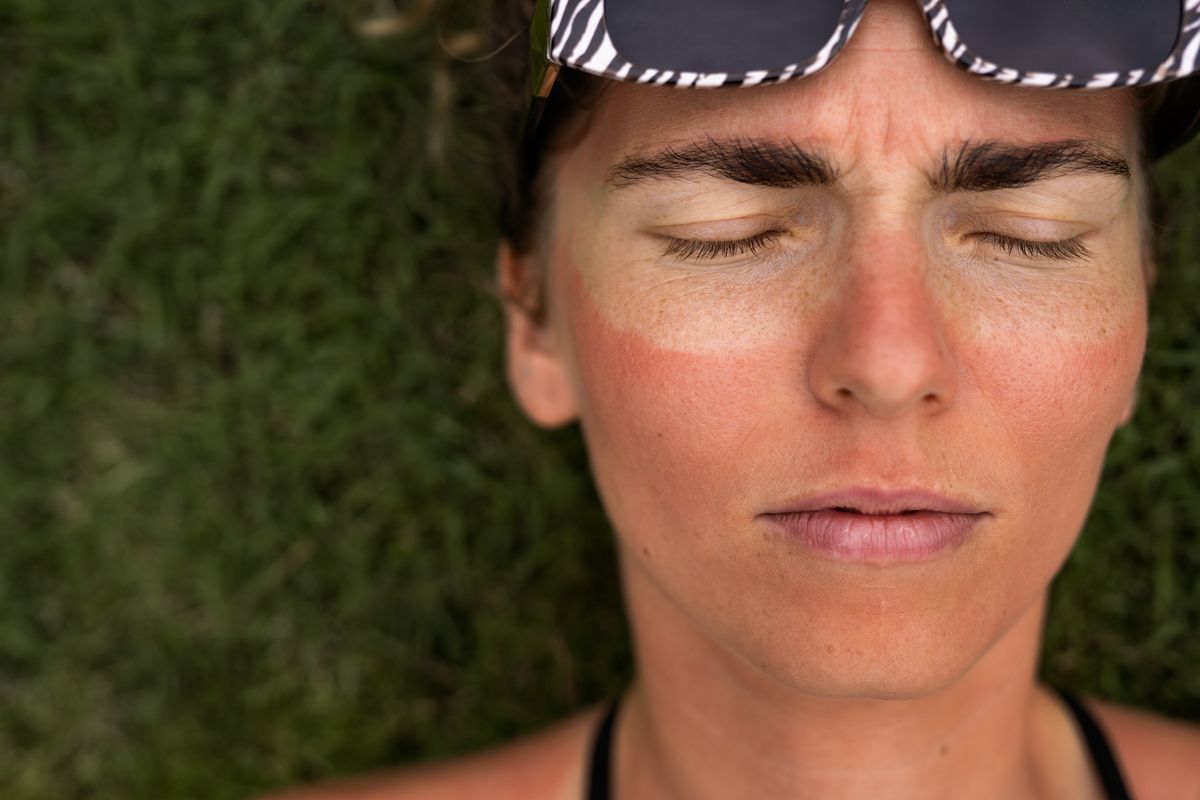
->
xmin=568 ymin=1 xmax=1139 ymax=170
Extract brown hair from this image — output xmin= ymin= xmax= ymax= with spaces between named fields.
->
xmin=489 ymin=2 xmax=608 ymax=258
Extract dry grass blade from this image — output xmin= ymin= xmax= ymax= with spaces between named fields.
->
xmin=349 ymin=0 xmax=438 ymax=38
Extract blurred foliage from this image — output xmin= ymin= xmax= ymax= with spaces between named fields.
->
xmin=0 ymin=1 xmax=627 ymax=797
xmin=0 ymin=0 xmax=1196 ymax=797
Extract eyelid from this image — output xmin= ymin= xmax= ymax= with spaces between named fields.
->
xmin=648 ymin=212 xmax=791 ymax=239
xmin=952 ymin=209 xmax=1094 ymax=240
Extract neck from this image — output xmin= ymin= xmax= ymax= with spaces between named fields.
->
xmin=613 ymin=552 xmax=1069 ymax=800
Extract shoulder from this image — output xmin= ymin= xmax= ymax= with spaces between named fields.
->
xmin=257 ymin=704 xmax=606 ymax=800
xmin=1088 ymin=696 xmax=1200 ymax=800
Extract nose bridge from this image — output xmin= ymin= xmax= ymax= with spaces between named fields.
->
xmin=846 ymin=230 xmax=934 ymax=336
xmin=808 ymin=228 xmax=958 ymax=420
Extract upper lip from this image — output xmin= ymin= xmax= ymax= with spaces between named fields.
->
xmin=767 ymin=487 xmax=985 ymax=516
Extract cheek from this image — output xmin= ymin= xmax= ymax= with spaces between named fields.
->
xmin=959 ymin=284 xmax=1147 ymax=514
xmin=936 ymin=279 xmax=1147 ymax=631
xmin=562 ymin=260 xmax=774 ymax=523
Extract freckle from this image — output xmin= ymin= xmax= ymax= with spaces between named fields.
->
xmin=826 ymin=644 xmax=835 ymax=655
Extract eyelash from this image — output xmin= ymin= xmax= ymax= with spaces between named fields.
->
xmin=659 ymin=230 xmax=1092 ymax=263
xmin=973 ymin=232 xmax=1093 ymax=262
xmin=661 ymin=230 xmax=783 ymax=261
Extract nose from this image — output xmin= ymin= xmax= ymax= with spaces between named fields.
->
xmin=807 ymin=234 xmax=959 ymax=420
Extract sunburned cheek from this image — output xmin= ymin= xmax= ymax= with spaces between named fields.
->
xmin=948 ymin=267 xmax=1146 ymax=426
xmin=965 ymin=300 xmax=1146 ymax=515
xmin=561 ymin=261 xmax=778 ymax=519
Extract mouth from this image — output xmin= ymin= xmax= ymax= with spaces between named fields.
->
xmin=762 ymin=487 xmax=990 ymax=563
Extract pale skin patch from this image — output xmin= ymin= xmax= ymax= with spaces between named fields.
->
xmin=553 ymin=104 xmax=1147 ymax=357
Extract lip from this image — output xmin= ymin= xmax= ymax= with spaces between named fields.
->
xmin=762 ymin=487 xmax=989 ymax=563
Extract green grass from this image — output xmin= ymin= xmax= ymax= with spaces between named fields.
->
xmin=0 ymin=2 xmax=1198 ymax=797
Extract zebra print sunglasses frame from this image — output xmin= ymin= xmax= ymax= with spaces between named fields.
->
xmin=531 ymin=0 xmax=1200 ymax=99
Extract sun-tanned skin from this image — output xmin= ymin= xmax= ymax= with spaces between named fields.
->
xmin=264 ymin=1 xmax=1200 ymax=798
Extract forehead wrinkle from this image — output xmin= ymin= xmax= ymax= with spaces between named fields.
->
xmin=559 ymin=14 xmax=1142 ymax=217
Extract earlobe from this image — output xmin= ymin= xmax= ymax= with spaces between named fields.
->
xmin=496 ymin=241 xmax=579 ymax=428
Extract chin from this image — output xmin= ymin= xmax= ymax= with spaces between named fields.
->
xmin=636 ymin=541 xmax=1049 ymax=705
xmin=735 ymin=613 xmax=1007 ymax=702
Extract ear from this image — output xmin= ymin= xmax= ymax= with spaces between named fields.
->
xmin=497 ymin=240 xmax=579 ymax=428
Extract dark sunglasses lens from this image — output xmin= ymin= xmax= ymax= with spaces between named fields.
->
xmin=947 ymin=0 xmax=1180 ymax=76
xmin=605 ymin=0 xmax=844 ymax=75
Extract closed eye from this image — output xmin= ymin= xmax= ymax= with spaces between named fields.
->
xmin=973 ymin=232 xmax=1093 ymax=262
xmin=660 ymin=230 xmax=785 ymax=262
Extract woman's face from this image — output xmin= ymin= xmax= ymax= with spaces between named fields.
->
xmin=510 ymin=0 xmax=1148 ymax=697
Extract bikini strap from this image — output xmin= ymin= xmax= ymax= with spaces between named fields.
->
xmin=585 ymin=696 xmax=620 ymax=800
xmin=1053 ymin=687 xmax=1133 ymax=800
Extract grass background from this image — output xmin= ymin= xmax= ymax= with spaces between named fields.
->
xmin=0 ymin=1 xmax=1197 ymax=797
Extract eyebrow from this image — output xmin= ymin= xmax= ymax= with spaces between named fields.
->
xmin=607 ymin=138 xmax=837 ymax=190
xmin=934 ymin=140 xmax=1130 ymax=193
xmin=606 ymin=137 xmax=1130 ymax=195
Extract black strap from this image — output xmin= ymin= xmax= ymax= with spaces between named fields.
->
xmin=1053 ymin=687 xmax=1133 ymax=800
xmin=585 ymin=697 xmax=620 ymax=800
xmin=585 ymin=690 xmax=1133 ymax=800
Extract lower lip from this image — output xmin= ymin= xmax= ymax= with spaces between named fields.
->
xmin=765 ymin=510 xmax=986 ymax=562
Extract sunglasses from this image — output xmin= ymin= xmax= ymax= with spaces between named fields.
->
xmin=525 ymin=0 xmax=1200 ymax=157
